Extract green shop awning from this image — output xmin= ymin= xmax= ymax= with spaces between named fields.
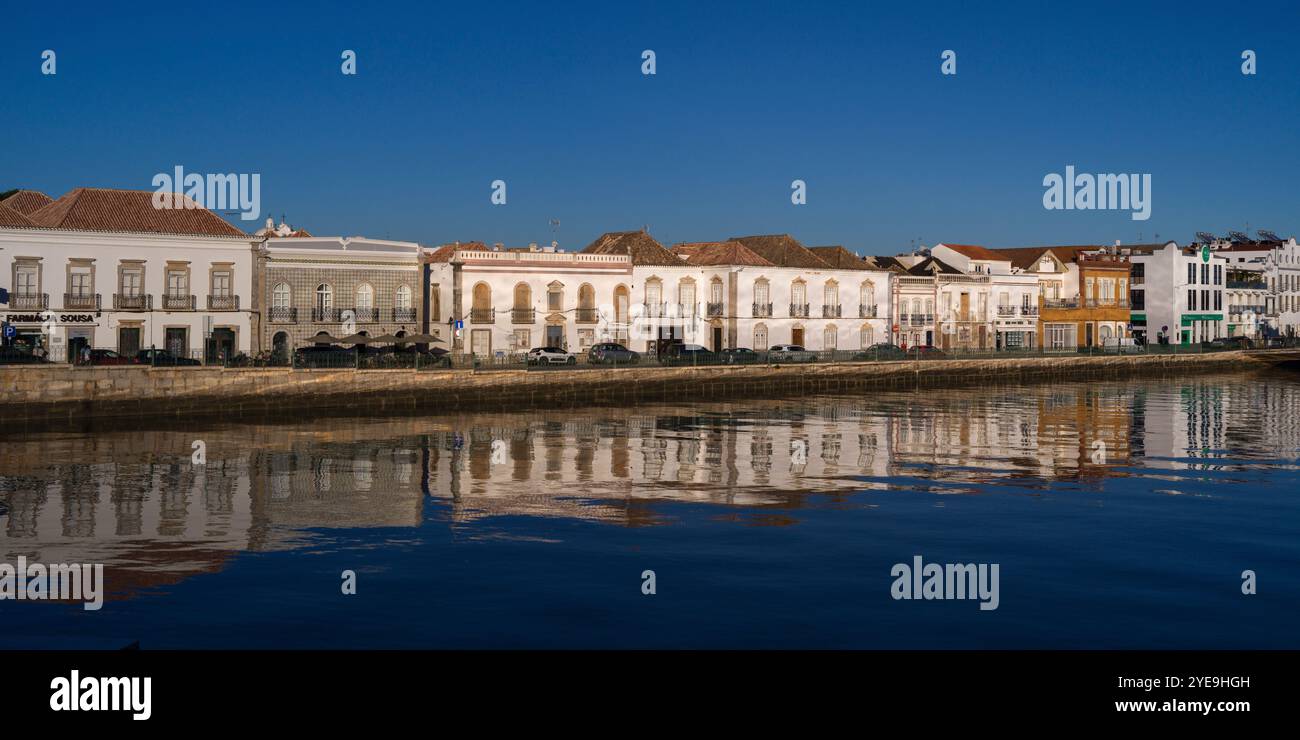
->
xmin=1180 ymin=313 xmax=1223 ymax=325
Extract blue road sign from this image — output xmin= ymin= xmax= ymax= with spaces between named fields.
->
xmin=3 ymin=325 xmax=15 ymax=339
xmin=455 ymin=320 xmax=464 ymax=330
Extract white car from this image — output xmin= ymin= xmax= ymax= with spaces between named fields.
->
xmin=526 ymin=346 xmax=576 ymax=365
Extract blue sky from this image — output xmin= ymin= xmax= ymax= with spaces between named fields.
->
xmin=2 ymin=0 xmax=1297 ymax=254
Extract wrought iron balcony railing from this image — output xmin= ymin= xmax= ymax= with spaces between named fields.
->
xmin=470 ymin=308 xmax=495 ymax=324
xmin=706 ymin=302 xmax=725 ymax=318
xmin=575 ymin=308 xmax=600 ymax=323
xmin=859 ymin=304 xmax=877 ymax=318
xmin=752 ymin=302 xmax=772 ymax=318
xmin=269 ymin=306 xmax=298 ymax=323
xmin=163 ymin=293 xmax=196 ymax=310
xmin=511 ymin=308 xmax=536 ymax=324
xmin=790 ymin=303 xmax=809 ymax=318
xmin=821 ymin=304 xmax=841 ymax=318
xmin=10 ymin=292 xmax=48 ymax=310
xmin=312 ymin=307 xmax=342 ymax=322
xmin=64 ymin=293 xmax=101 ymax=310
xmin=393 ymin=307 xmax=417 ymax=323
xmin=208 ymin=295 xmax=240 ymax=311
xmin=114 ymin=293 xmax=152 ymax=310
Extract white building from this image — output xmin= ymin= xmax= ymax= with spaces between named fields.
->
xmin=0 ymin=188 xmax=254 ymax=362
xmin=1128 ymin=241 xmax=1226 ymax=345
xmin=1208 ymin=235 xmax=1300 ymax=339
xmin=932 ymin=244 xmax=1040 ymax=349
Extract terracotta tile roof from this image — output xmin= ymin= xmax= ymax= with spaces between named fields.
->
xmin=0 ymin=189 xmax=54 ymax=215
xmin=864 ymin=256 xmax=914 ymax=274
xmin=990 ymin=246 xmax=1089 ymax=270
xmin=906 ymin=256 xmax=963 ymax=275
xmin=727 ymin=234 xmax=829 ymax=269
xmin=582 ymin=230 xmax=682 ymax=266
xmin=289 ymin=229 xmax=313 ymax=238
xmin=936 ymin=243 xmax=1007 ymax=261
xmin=0 ymin=203 xmax=37 ymax=228
xmin=28 ymin=188 xmax=246 ymax=237
xmin=671 ymin=241 xmax=774 ymax=266
xmin=424 ymin=241 xmax=487 ymax=262
xmin=807 ymin=245 xmax=874 ymax=270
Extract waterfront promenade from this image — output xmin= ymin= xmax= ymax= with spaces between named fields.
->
xmin=2 ymin=348 xmax=1294 ymax=426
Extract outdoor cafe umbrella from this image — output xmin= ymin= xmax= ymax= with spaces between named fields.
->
xmin=393 ymin=333 xmax=443 ymax=344
xmin=307 ymin=332 xmax=344 ymax=344
xmin=339 ymin=333 xmax=375 ymax=345
xmin=370 ymin=333 xmax=402 ymax=343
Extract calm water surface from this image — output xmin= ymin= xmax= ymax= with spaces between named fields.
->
xmin=2 ymin=371 xmax=1298 ymax=648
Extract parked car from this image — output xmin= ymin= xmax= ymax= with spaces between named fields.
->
xmin=908 ymin=345 xmax=947 ymax=359
xmin=0 ymin=346 xmax=49 ymax=364
xmin=588 ymin=342 xmax=640 ymax=365
xmin=293 ymin=345 xmax=357 ymax=368
xmin=1264 ymin=336 xmax=1286 ymax=348
xmin=527 ymin=347 xmax=576 ymax=365
xmin=1208 ymin=336 xmax=1251 ymax=350
xmin=136 ymin=348 xmax=201 ymax=366
xmin=86 ymin=349 xmax=137 ymax=366
xmin=722 ymin=347 xmax=761 ymax=364
xmin=768 ymin=344 xmax=817 ymax=362
xmin=854 ymin=343 xmax=907 ymax=361
xmin=661 ymin=344 xmax=720 ymax=365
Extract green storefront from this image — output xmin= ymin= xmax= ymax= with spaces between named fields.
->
xmin=1179 ymin=313 xmax=1223 ymax=345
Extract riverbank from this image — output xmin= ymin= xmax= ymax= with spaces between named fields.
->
xmin=0 ymin=349 xmax=1285 ymax=427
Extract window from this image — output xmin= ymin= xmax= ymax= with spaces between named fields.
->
xmin=824 ymin=281 xmax=838 ymax=306
xmin=1188 ymin=289 xmax=1197 ymax=310
xmin=791 ymin=281 xmax=806 ymax=305
xmin=355 ymin=283 xmax=374 ymax=309
xmin=679 ymin=281 xmax=695 ymax=313
xmin=211 ymin=269 xmax=232 ymax=298
xmin=167 ymin=269 xmax=189 ymax=297
xmin=396 ymin=285 xmax=412 ymax=309
xmin=753 ymin=280 xmax=769 ymax=306
xmin=316 ymin=284 xmax=334 ymax=310
xmin=710 ymin=279 xmax=723 ymax=304
xmin=272 ymin=283 xmax=291 ymax=308
xmin=1188 ymin=263 xmax=1196 ymax=285
xmin=547 ymin=283 xmax=563 ymax=312
xmin=512 ymin=329 xmax=531 ymax=351
xmin=578 ymin=329 xmax=595 ymax=349
xmin=120 ymin=265 xmax=143 ymax=296
xmin=1201 ymin=263 xmax=1209 ymax=285
xmin=16 ymin=264 xmax=38 ymax=295
xmin=824 ymin=326 xmax=837 ymax=350
xmin=753 ymin=323 xmax=768 ymax=350
xmin=68 ymin=265 xmax=92 ymax=297
xmin=860 ymin=324 xmax=873 ymax=348
xmin=514 ymin=283 xmax=531 ymax=310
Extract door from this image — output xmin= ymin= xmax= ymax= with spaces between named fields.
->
xmin=712 ymin=326 xmax=723 ymax=352
xmin=959 ymin=292 xmax=970 ymax=322
xmin=118 ymin=327 xmax=141 ymax=357
xmin=546 ymin=324 xmax=564 ymax=349
xmin=471 ymin=329 xmax=491 ymax=356
xmin=791 ymin=327 xmax=804 ymax=346
xmin=1085 ymin=323 xmax=1094 ymax=348
xmin=206 ymin=328 xmax=235 ymax=364
xmin=165 ymin=327 xmax=187 ymax=357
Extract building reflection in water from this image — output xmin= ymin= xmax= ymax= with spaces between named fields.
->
xmin=1 ymin=372 xmax=1296 ymax=599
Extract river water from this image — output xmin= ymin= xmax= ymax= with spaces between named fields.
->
xmin=1 ymin=370 xmax=1297 ymax=648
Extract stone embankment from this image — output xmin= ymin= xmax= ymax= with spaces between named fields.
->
xmin=0 ymin=350 xmax=1273 ymax=427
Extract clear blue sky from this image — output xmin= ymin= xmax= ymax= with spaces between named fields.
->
xmin=2 ymin=0 xmax=1296 ymax=254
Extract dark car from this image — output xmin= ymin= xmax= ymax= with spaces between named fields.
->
xmin=293 ymin=345 xmax=357 ymax=368
xmin=722 ymin=347 xmax=760 ymax=364
xmin=854 ymin=343 xmax=907 ymax=361
xmin=768 ymin=344 xmax=817 ymax=362
xmin=0 ymin=346 xmax=49 ymax=364
xmin=588 ymin=342 xmax=640 ymax=365
xmin=86 ymin=349 xmax=137 ymax=366
xmin=136 ymin=348 xmax=201 ymax=366
xmin=661 ymin=343 xmax=720 ymax=365
xmin=908 ymin=345 xmax=947 ymax=359
xmin=1208 ymin=336 xmax=1250 ymax=350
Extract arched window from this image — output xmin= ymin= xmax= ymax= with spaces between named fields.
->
xmin=578 ymin=283 xmax=595 ymax=308
xmin=860 ymin=324 xmax=874 ymax=348
xmin=753 ymin=323 xmax=768 ymax=350
xmin=316 ymin=284 xmax=333 ymax=310
xmin=513 ymin=283 xmax=532 ymax=309
xmin=355 ymin=283 xmax=374 ymax=309
xmin=614 ymin=285 xmax=630 ymax=324
xmin=395 ymin=285 xmax=412 ymax=309
xmin=472 ymin=283 xmax=492 ymax=310
xmin=753 ymin=278 xmax=770 ymax=316
xmin=272 ymin=283 xmax=291 ymax=308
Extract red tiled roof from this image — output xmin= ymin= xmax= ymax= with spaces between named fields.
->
xmin=424 ymin=241 xmax=487 ymax=262
xmin=671 ymin=241 xmax=774 ymax=266
xmin=0 ymin=204 xmax=37 ymax=228
xmin=0 ymin=189 xmax=54 ymax=215
xmin=727 ymin=234 xmax=829 ymax=269
xmin=936 ymin=243 xmax=1007 ymax=261
xmin=807 ymin=245 xmax=874 ymax=270
xmin=28 ymin=188 xmax=246 ymax=237
xmin=582 ymin=230 xmax=682 ymax=266
xmin=289 ymin=229 xmax=313 ymax=238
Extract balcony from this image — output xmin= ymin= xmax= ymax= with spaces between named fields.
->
xmin=575 ymin=307 xmax=599 ymax=323
xmin=706 ymin=302 xmax=725 ymax=318
xmin=392 ymin=307 xmax=417 ymax=323
xmin=470 ymin=308 xmax=495 ymax=324
xmin=752 ymin=302 xmax=772 ymax=318
xmin=821 ymin=304 xmax=842 ymax=318
xmin=311 ymin=307 xmax=342 ymax=322
xmin=790 ymin=303 xmax=810 ymax=318
xmin=208 ymin=295 xmax=241 ymax=311
xmin=64 ymin=293 xmax=101 ymax=310
xmin=859 ymin=304 xmax=877 ymax=318
xmin=10 ymin=292 xmax=49 ymax=310
xmin=113 ymin=293 xmax=152 ymax=310
xmin=1021 ymin=306 xmax=1039 ymax=316
xmin=910 ymin=313 xmax=933 ymax=325
xmin=1043 ymin=298 xmax=1079 ymax=309
xmin=269 ymin=307 xmax=298 ymax=323
xmin=163 ymin=293 xmax=196 ymax=310
xmin=348 ymin=307 xmax=379 ymax=323
xmin=511 ymin=308 xmax=536 ymax=324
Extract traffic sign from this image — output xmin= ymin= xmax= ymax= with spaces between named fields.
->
xmin=3 ymin=324 xmax=16 ymax=339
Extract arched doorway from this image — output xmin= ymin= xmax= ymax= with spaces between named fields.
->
xmin=272 ymin=331 xmax=289 ymax=365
